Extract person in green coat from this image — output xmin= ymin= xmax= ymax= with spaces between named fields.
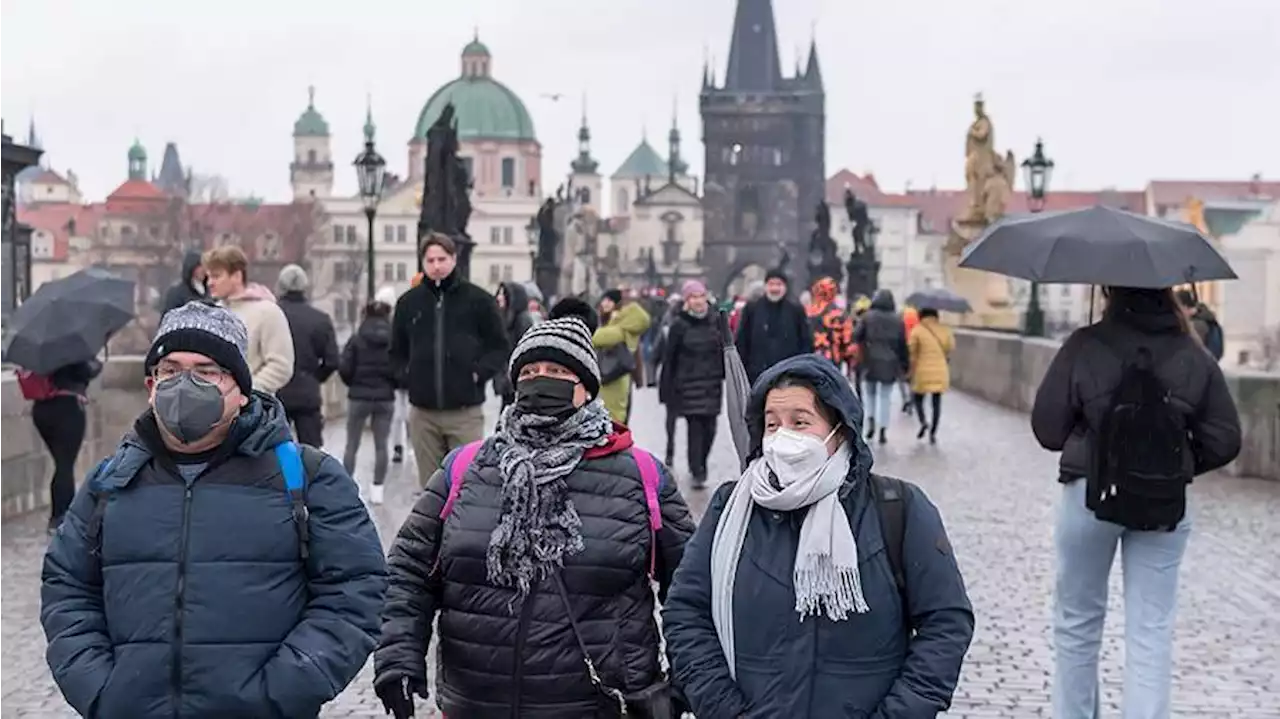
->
xmin=592 ymin=289 xmax=652 ymax=423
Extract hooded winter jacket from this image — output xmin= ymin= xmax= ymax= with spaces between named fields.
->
xmin=854 ymin=289 xmax=910 ymax=384
xmin=161 ymin=250 xmax=208 ymax=315
xmin=662 ymin=355 xmax=974 ymax=718
xmin=494 ymin=281 xmax=538 ymax=400
xmin=340 ymin=314 xmax=397 ymax=402
xmin=40 ymin=393 xmax=387 ymax=718
xmin=1031 ymin=292 xmax=1241 ymax=481
xmin=374 ymin=422 xmax=695 ymax=718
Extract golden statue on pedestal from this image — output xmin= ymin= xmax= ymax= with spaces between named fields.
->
xmin=960 ymin=94 xmax=1016 ymax=227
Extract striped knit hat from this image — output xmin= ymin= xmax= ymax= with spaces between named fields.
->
xmin=508 ymin=297 xmax=601 ymax=399
xmin=145 ymin=301 xmax=253 ymax=395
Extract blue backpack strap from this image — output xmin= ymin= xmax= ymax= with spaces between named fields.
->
xmin=275 ymin=441 xmax=311 ymax=560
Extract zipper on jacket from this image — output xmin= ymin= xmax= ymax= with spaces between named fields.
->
xmin=510 ymin=585 xmax=538 ymax=718
xmin=434 ymin=292 xmax=445 ymax=406
xmin=171 ymin=484 xmax=194 ymax=718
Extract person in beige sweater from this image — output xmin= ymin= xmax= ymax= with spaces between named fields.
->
xmin=202 ymin=245 xmax=295 ymax=394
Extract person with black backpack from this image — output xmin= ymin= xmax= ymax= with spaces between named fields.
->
xmin=1031 ymin=286 xmax=1241 ymax=719
xmin=1175 ymin=288 xmax=1225 ymax=361
xmin=663 ymin=354 xmax=974 ymax=718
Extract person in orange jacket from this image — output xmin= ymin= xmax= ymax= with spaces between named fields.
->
xmin=805 ymin=277 xmax=855 ymax=371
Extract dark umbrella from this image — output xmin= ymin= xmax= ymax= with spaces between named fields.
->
xmin=959 ymin=205 xmax=1236 ymax=288
xmin=2 ymin=267 xmax=135 ymax=373
xmin=905 ymin=287 xmax=972 ymax=313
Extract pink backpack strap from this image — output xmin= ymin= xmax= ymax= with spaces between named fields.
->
xmin=629 ymin=448 xmax=664 ymax=578
xmin=439 ymin=440 xmax=484 ymax=520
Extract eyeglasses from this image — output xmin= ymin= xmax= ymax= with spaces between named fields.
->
xmin=153 ymin=362 xmax=231 ymax=385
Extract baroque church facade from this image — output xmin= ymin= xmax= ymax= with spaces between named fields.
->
xmin=700 ymin=0 xmax=826 ymax=296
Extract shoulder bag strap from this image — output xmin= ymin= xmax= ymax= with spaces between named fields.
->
xmin=551 ymin=573 xmax=630 ymax=715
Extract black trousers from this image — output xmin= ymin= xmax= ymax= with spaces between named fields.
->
xmin=664 ymin=408 xmax=679 ymax=463
xmin=912 ymin=392 xmax=943 ymax=431
xmin=287 ymin=408 xmax=325 ymax=448
xmin=685 ymin=414 xmax=717 ymax=480
xmin=31 ymin=396 xmax=86 ymax=522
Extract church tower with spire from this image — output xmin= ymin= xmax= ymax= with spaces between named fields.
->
xmin=569 ymin=98 xmax=602 ymax=213
xmin=290 ymin=86 xmax=334 ymax=201
xmin=700 ymin=0 xmax=825 ymax=294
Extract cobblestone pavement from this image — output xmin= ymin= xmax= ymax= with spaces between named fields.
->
xmin=4 ymin=388 xmax=1278 ymax=717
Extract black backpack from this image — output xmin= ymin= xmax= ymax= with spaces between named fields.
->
xmin=1088 ymin=345 xmax=1190 ymax=531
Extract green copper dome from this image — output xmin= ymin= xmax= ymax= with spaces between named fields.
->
xmin=127 ymin=139 xmax=147 ymax=162
xmin=413 ymin=38 xmax=536 ymax=142
xmin=294 ymin=86 xmax=330 ymax=137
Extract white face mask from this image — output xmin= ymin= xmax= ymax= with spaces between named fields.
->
xmin=762 ymin=426 xmax=840 ymax=487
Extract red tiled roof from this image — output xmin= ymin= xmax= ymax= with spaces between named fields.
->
xmin=825 ymin=169 xmax=917 ymax=207
xmin=904 ymin=188 xmax=1146 ymax=234
xmin=105 ymin=179 xmax=168 ymax=212
xmin=1148 ymin=179 xmax=1280 ymax=209
xmin=17 ymin=203 xmax=104 ymax=261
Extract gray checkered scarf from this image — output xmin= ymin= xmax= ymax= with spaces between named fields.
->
xmin=483 ymin=399 xmax=614 ymax=600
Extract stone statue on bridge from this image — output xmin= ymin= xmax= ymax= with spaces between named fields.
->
xmin=959 ymin=94 xmax=1015 ymax=227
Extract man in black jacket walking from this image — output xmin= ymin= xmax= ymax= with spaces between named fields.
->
xmin=390 ymin=233 xmax=509 ymax=487
xmin=275 ymin=264 xmax=340 ymax=446
xmin=735 ymin=269 xmax=812 ymax=383
xmin=160 ymin=250 xmax=208 ymax=315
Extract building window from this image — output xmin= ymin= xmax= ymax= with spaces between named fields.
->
xmin=345 ymin=225 xmax=357 ymax=244
xmin=308 ymin=149 xmax=317 ymax=165
xmin=333 ymin=226 xmax=343 ymax=244
xmin=333 ymin=261 xmax=346 ymax=284
xmin=502 ymin=227 xmax=513 ymax=245
xmin=461 ymin=157 xmax=473 ymax=180
xmin=502 ymin=264 xmax=513 ymax=281
xmin=397 ymin=225 xmax=407 ymax=243
xmin=490 ymin=227 xmax=501 ymax=244
xmin=261 ymin=234 xmax=280 ymax=260
xmin=489 ymin=264 xmax=500 ymax=284
xmin=396 ymin=262 xmax=407 ymax=281
xmin=384 ymin=262 xmax=394 ymax=281
xmin=580 ymin=187 xmax=592 ymax=204
xmin=501 ymin=158 xmax=516 ymax=188
xmin=384 ymin=225 xmax=394 ymax=243
xmin=616 ymin=189 xmax=629 ymax=214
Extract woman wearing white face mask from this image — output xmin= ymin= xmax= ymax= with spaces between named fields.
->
xmin=663 ymin=354 xmax=974 ymax=718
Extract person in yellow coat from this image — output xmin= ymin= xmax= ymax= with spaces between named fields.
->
xmin=907 ymin=307 xmax=954 ymax=443
xmin=592 ymin=289 xmax=652 ymax=423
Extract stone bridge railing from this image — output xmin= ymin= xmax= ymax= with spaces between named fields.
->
xmin=949 ymin=328 xmax=1279 ymax=482
xmin=1 ymin=358 xmax=348 ymax=518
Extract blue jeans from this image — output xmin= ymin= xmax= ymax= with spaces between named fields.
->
xmin=1053 ymin=478 xmax=1191 ymax=719
xmin=862 ymin=380 xmax=895 ymax=429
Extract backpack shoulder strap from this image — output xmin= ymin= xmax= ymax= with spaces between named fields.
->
xmin=275 ymin=441 xmax=312 ymax=561
xmin=628 ymin=447 xmax=664 ymax=579
xmin=870 ymin=473 xmax=910 ymax=625
xmin=439 ymin=440 xmax=484 ymax=520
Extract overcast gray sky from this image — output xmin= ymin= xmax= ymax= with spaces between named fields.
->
xmin=4 ymin=0 xmax=1278 ymax=202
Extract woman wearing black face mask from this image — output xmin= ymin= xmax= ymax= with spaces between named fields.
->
xmin=375 ymin=298 xmax=697 ymax=719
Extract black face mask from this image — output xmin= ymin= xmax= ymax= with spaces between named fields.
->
xmin=515 ymin=376 xmax=579 ymax=419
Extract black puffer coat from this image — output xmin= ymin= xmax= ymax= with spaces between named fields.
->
xmin=339 ymin=315 xmax=397 ymax=402
xmin=277 ymin=291 xmax=341 ymax=412
xmin=375 ymin=428 xmax=696 ymax=719
xmin=853 ymin=289 xmax=909 ymax=384
xmin=660 ymin=310 xmax=725 ymax=417
xmin=1032 ymin=293 xmax=1241 ymax=482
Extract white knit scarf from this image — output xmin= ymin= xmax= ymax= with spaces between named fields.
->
xmin=709 ymin=442 xmax=867 ymax=678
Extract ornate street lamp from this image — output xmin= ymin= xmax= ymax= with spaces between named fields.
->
xmin=353 ymin=113 xmax=386 ymax=307
xmin=1020 ymin=138 xmax=1054 ymax=337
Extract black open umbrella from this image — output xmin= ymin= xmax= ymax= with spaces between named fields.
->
xmin=959 ymin=205 xmax=1236 ymax=288
xmin=905 ymin=287 xmax=972 ymax=313
xmin=2 ymin=267 xmax=135 ymax=373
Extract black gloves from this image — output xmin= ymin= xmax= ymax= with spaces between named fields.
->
xmin=375 ymin=675 xmax=427 ymax=719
